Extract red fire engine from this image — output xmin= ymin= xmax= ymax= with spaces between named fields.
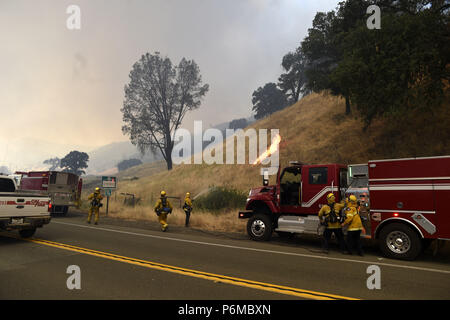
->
xmin=16 ymin=171 xmax=83 ymax=214
xmin=239 ymin=155 xmax=450 ymax=260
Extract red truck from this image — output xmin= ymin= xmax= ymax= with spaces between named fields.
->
xmin=16 ymin=171 xmax=82 ymax=214
xmin=239 ymin=155 xmax=450 ymax=260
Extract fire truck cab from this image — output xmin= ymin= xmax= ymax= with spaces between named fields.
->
xmin=240 ymin=162 xmax=349 ymax=240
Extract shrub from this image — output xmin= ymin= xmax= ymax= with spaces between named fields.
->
xmin=194 ymin=186 xmax=247 ymax=213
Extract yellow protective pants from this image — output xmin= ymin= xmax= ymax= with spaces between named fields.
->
xmin=88 ymin=207 xmax=100 ymax=224
xmin=158 ymin=212 xmax=168 ymax=231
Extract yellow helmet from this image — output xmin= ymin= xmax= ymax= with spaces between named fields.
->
xmin=186 ymin=192 xmax=190 ymax=197
xmin=95 ymin=187 xmax=100 ymax=193
xmin=326 ymin=193 xmax=335 ymax=204
xmin=349 ymin=195 xmax=357 ymax=203
xmin=160 ymin=191 xmax=166 ymax=197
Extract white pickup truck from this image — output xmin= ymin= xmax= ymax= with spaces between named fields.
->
xmin=0 ymin=175 xmax=51 ymax=237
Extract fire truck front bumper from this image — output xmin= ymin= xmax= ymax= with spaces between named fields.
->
xmin=238 ymin=211 xmax=253 ymax=219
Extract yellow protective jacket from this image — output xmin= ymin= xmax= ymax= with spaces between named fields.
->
xmin=342 ymin=205 xmax=363 ymax=231
xmin=88 ymin=193 xmax=103 ymax=208
xmin=318 ymin=201 xmax=345 ymax=229
xmin=183 ymin=197 xmax=192 ymax=211
xmin=154 ymin=197 xmax=173 ymax=213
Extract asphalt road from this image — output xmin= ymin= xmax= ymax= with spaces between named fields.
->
xmin=1 ymin=211 xmax=449 ymax=300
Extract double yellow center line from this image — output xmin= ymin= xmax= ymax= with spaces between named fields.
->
xmin=24 ymin=237 xmax=357 ymax=300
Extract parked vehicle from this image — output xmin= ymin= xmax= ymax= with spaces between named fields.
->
xmin=239 ymin=155 xmax=450 ymax=260
xmin=0 ymin=175 xmax=51 ymax=237
xmin=16 ymin=171 xmax=82 ymax=214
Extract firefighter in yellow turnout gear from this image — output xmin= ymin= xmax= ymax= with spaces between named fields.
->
xmin=87 ymin=187 xmax=103 ymax=225
xmin=183 ymin=192 xmax=193 ymax=227
xmin=318 ymin=193 xmax=349 ymax=254
xmin=341 ymin=195 xmax=364 ymax=256
xmin=154 ymin=191 xmax=173 ymax=232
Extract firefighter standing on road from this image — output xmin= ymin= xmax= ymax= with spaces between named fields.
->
xmin=183 ymin=192 xmax=193 ymax=227
xmin=318 ymin=193 xmax=349 ymax=254
xmin=154 ymin=191 xmax=173 ymax=232
xmin=341 ymin=195 xmax=365 ymax=256
xmin=87 ymin=187 xmax=103 ymax=225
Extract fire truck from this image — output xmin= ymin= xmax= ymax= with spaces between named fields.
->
xmin=16 ymin=171 xmax=82 ymax=214
xmin=238 ymin=155 xmax=450 ymax=260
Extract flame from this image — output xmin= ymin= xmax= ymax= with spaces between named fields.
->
xmin=253 ymin=134 xmax=281 ymax=165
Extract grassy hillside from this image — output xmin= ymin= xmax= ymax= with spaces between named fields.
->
xmin=85 ymin=92 xmax=450 ymax=232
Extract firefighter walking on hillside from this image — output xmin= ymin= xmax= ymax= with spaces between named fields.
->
xmin=341 ymin=195 xmax=365 ymax=256
xmin=154 ymin=191 xmax=173 ymax=232
xmin=87 ymin=187 xmax=103 ymax=225
xmin=183 ymin=192 xmax=193 ymax=227
xmin=318 ymin=193 xmax=349 ymax=254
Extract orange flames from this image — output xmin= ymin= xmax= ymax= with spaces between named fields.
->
xmin=252 ymin=134 xmax=281 ymax=165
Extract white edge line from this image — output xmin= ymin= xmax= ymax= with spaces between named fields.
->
xmin=51 ymin=221 xmax=450 ymax=275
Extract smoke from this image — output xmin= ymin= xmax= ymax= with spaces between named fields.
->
xmin=0 ymin=0 xmax=338 ymax=167
xmin=0 ymin=166 xmax=11 ymax=175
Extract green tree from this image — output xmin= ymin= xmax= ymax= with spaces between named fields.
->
xmin=302 ymin=0 xmax=371 ymax=114
xmin=252 ymin=83 xmax=289 ymax=119
xmin=60 ymin=151 xmax=89 ymax=176
xmin=332 ymin=2 xmax=449 ymax=126
xmin=228 ymin=118 xmax=248 ymax=130
xmin=121 ymin=52 xmax=209 ymax=170
xmin=43 ymin=157 xmax=61 ymax=171
xmin=278 ymin=47 xmax=309 ymax=104
xmin=117 ymin=158 xmax=143 ymax=172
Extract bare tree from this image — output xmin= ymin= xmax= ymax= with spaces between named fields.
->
xmin=121 ymin=52 xmax=209 ymax=170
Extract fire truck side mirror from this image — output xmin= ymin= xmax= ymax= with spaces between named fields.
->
xmin=262 ymin=170 xmax=269 ymax=186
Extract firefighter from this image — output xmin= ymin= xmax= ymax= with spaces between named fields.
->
xmin=183 ymin=192 xmax=193 ymax=227
xmin=87 ymin=187 xmax=103 ymax=225
xmin=318 ymin=193 xmax=349 ymax=254
xmin=341 ymin=195 xmax=364 ymax=256
xmin=154 ymin=191 xmax=173 ymax=232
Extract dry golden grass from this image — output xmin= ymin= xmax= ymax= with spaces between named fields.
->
xmin=104 ymin=197 xmax=247 ymax=233
xmin=82 ymin=91 xmax=450 ymax=233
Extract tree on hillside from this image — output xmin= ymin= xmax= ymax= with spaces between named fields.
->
xmin=228 ymin=118 xmax=248 ymax=130
xmin=60 ymin=151 xmax=89 ymax=176
xmin=252 ymin=83 xmax=289 ymax=119
xmin=117 ymin=158 xmax=143 ymax=172
xmin=121 ymin=52 xmax=209 ymax=170
xmin=331 ymin=3 xmax=450 ymax=126
xmin=43 ymin=157 xmax=61 ymax=171
xmin=302 ymin=0 xmax=371 ymax=114
xmin=278 ymin=47 xmax=309 ymax=104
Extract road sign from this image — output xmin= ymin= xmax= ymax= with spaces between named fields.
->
xmin=102 ymin=176 xmax=117 ymax=189
xmin=105 ymin=189 xmax=112 ymax=197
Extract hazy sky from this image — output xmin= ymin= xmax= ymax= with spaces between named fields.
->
xmin=0 ymin=0 xmax=338 ymax=170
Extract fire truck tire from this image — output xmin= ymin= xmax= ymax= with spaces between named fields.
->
xmin=247 ymin=214 xmax=273 ymax=241
xmin=379 ymin=223 xmax=422 ymax=260
xmin=19 ymin=228 xmax=36 ymax=238
xmin=62 ymin=206 xmax=68 ymax=215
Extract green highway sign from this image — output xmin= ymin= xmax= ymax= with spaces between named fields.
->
xmin=102 ymin=176 xmax=117 ymax=189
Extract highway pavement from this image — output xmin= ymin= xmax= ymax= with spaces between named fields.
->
xmin=1 ymin=211 xmax=449 ymax=300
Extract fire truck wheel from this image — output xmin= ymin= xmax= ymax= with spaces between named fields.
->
xmin=247 ymin=214 xmax=273 ymax=241
xmin=62 ymin=206 xmax=69 ymax=215
xmin=379 ymin=223 xmax=422 ymax=260
xmin=19 ymin=228 xmax=36 ymax=238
